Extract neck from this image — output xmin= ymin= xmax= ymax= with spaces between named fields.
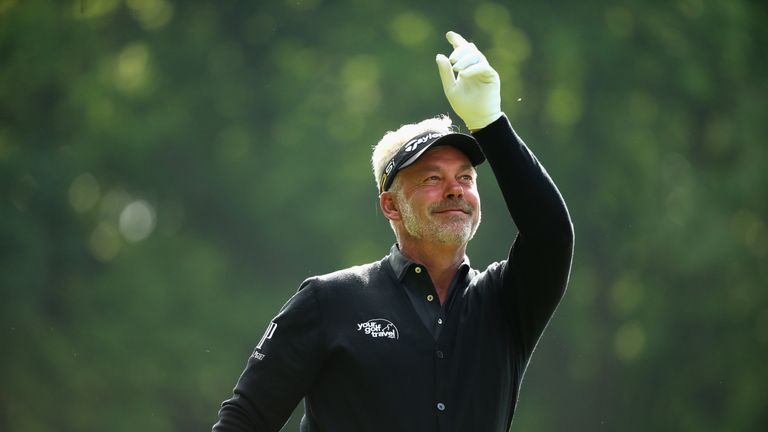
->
xmin=398 ymin=238 xmax=467 ymax=304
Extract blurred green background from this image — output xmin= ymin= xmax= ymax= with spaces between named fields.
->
xmin=1 ymin=0 xmax=766 ymax=431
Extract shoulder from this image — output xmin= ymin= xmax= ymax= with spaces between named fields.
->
xmin=467 ymin=259 xmax=508 ymax=288
xmin=299 ymin=259 xmax=388 ymax=295
xmin=293 ymin=259 xmax=394 ymax=318
xmin=276 ymin=261 xmax=386 ymax=317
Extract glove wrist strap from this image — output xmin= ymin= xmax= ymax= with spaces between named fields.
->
xmin=466 ymin=111 xmax=503 ymax=131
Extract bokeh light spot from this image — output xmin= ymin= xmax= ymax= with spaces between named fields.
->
xmin=69 ymin=173 xmax=101 ymax=213
xmin=341 ymin=55 xmax=381 ymax=113
xmin=491 ymin=27 xmax=530 ymax=64
xmin=389 ymin=11 xmax=433 ymax=47
xmin=89 ymin=222 xmax=122 ymax=261
xmin=73 ymin=0 xmax=120 ymax=19
xmin=127 ymin=0 xmax=174 ymax=30
xmin=614 ymin=321 xmax=646 ymax=361
xmin=474 ymin=3 xmax=511 ymax=29
xmin=114 ymin=43 xmax=151 ymax=94
xmin=731 ymin=209 xmax=768 ymax=257
xmin=119 ymin=200 xmax=157 ymax=243
xmin=0 ymin=0 xmax=17 ymax=16
xmin=611 ymin=276 xmax=644 ymax=317
xmin=546 ymin=86 xmax=583 ymax=127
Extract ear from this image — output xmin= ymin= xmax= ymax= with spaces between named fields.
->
xmin=380 ymin=192 xmax=401 ymax=221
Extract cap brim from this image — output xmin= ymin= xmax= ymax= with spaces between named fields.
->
xmin=400 ymin=133 xmax=485 ymax=170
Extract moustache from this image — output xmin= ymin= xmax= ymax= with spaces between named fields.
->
xmin=429 ymin=199 xmax=474 ymax=214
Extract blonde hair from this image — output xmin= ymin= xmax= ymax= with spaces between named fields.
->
xmin=371 ymin=115 xmax=456 ymax=191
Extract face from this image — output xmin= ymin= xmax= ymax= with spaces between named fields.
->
xmin=391 ymin=146 xmax=481 ymax=246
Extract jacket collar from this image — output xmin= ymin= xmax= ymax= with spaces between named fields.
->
xmin=386 ymin=243 xmax=471 ymax=282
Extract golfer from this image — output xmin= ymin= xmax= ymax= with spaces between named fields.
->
xmin=213 ymin=30 xmax=574 ymax=432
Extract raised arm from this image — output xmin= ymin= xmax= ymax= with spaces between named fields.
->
xmin=436 ymin=31 xmax=574 ymax=357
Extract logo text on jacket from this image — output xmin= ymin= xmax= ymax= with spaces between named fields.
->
xmin=357 ymin=318 xmax=399 ymax=340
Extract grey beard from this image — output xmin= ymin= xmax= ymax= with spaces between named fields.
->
xmin=398 ymin=197 xmax=481 ymax=245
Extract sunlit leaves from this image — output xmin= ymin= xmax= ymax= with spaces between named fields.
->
xmin=1 ymin=1 xmax=766 ymax=431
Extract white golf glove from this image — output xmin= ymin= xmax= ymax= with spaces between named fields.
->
xmin=436 ymin=31 xmax=502 ymax=131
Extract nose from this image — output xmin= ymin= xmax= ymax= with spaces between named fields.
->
xmin=445 ymin=179 xmax=464 ymax=200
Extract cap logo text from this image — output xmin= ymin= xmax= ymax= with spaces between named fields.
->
xmin=404 ymin=132 xmax=444 ymax=152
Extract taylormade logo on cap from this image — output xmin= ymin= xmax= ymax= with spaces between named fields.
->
xmin=379 ymin=129 xmax=483 ymax=193
xmin=404 ymin=132 xmax=445 ymax=152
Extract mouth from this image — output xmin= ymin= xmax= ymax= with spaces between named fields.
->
xmin=433 ymin=208 xmax=471 ymax=216
xmin=430 ymin=200 xmax=473 ymax=216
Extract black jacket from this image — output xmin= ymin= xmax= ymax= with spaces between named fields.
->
xmin=213 ymin=115 xmax=574 ymax=431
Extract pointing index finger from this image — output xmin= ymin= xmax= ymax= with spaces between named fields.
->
xmin=446 ymin=31 xmax=468 ymax=49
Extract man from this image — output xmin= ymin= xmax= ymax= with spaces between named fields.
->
xmin=213 ymin=31 xmax=573 ymax=432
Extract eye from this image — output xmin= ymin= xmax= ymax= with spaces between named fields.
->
xmin=459 ymin=174 xmax=474 ymax=184
xmin=425 ymin=175 xmax=441 ymax=183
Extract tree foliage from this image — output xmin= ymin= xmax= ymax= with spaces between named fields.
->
xmin=1 ymin=1 xmax=766 ymax=430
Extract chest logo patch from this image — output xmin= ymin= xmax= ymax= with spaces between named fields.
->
xmin=357 ymin=318 xmax=399 ymax=340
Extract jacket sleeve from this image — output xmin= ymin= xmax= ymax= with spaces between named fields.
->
xmin=472 ymin=115 xmax=574 ymax=360
xmin=213 ymin=279 xmax=324 ymax=432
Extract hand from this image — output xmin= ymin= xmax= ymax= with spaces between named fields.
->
xmin=436 ymin=31 xmax=502 ymax=131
